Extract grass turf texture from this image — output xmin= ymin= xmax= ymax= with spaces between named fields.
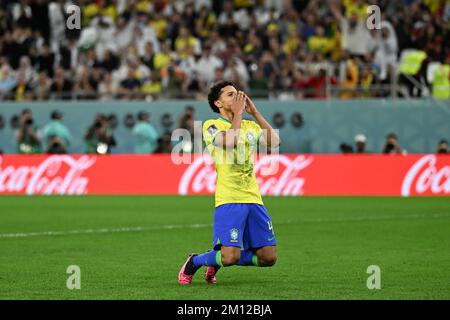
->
xmin=0 ymin=196 xmax=449 ymax=300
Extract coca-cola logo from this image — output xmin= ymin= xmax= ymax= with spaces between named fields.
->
xmin=0 ymin=155 xmax=96 ymax=195
xmin=401 ymin=155 xmax=450 ymax=196
xmin=178 ymin=155 xmax=313 ymax=196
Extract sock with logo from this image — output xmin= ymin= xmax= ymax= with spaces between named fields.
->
xmin=236 ymin=249 xmax=259 ymax=266
xmin=192 ymin=250 xmax=223 ymax=268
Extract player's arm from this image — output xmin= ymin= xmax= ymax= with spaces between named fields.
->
xmin=244 ymin=93 xmax=281 ymax=148
xmin=213 ymin=91 xmax=246 ymax=148
xmin=328 ymin=0 xmax=343 ymax=21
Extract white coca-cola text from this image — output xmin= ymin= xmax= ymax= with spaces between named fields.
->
xmin=178 ymin=155 xmax=313 ymax=196
xmin=0 ymin=155 xmax=95 ymax=195
xmin=401 ymin=155 xmax=450 ymax=196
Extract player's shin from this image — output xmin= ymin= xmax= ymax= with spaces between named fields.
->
xmin=192 ymin=250 xmax=223 ymax=268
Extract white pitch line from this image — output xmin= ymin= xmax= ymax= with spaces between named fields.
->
xmin=0 ymin=213 xmax=449 ymax=239
xmin=299 ymin=213 xmax=450 ymax=223
xmin=0 ymin=223 xmax=212 ymax=239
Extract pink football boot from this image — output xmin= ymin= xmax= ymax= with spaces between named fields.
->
xmin=205 ymin=266 xmax=219 ymax=284
xmin=178 ymin=254 xmax=197 ymax=285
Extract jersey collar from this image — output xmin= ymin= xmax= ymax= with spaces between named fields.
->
xmin=218 ymin=116 xmax=232 ymax=124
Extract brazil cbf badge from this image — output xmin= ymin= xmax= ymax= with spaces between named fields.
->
xmin=230 ymin=228 xmax=239 ymax=242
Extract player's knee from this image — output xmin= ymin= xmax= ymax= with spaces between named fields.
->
xmin=260 ymin=254 xmax=277 ymax=267
xmin=221 ymin=252 xmax=240 ymax=266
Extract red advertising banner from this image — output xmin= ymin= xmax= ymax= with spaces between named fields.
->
xmin=0 ymin=154 xmax=449 ymax=196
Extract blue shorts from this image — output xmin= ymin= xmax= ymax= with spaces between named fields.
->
xmin=212 ymin=203 xmax=276 ymax=251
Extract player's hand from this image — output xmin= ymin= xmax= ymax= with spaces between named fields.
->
xmin=231 ymin=90 xmax=245 ymax=115
xmin=244 ymin=93 xmax=258 ymax=116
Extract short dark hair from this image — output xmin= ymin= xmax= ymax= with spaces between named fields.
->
xmin=387 ymin=132 xmax=397 ymax=140
xmin=51 ymin=110 xmax=62 ymax=120
xmin=137 ymin=111 xmax=149 ymax=121
xmin=207 ymin=81 xmax=235 ymax=113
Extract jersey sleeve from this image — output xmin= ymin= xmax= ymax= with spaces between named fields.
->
xmin=203 ymin=120 xmax=223 ymax=146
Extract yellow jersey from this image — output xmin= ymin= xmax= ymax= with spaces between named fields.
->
xmin=203 ymin=117 xmax=263 ymax=207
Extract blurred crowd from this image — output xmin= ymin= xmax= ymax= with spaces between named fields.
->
xmin=1 ymin=106 xmax=448 ymax=155
xmin=0 ymin=0 xmax=449 ymax=102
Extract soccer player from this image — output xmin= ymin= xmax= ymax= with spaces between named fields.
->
xmin=178 ymin=81 xmax=281 ymax=284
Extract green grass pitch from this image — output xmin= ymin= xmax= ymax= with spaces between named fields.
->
xmin=0 ymin=196 xmax=449 ymax=299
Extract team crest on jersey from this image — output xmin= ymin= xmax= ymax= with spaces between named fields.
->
xmin=207 ymin=124 xmax=218 ymax=135
xmin=230 ymin=228 xmax=239 ymax=242
xmin=246 ymin=132 xmax=255 ymax=143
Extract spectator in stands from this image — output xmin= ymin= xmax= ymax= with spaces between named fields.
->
xmin=249 ymin=68 xmax=269 ymax=98
xmin=196 ymin=44 xmax=223 ymax=85
xmin=74 ymin=66 xmax=96 ymax=100
xmin=175 ymin=25 xmax=201 ymax=60
xmin=141 ymin=71 xmax=163 ymax=100
xmin=398 ymin=48 xmax=427 ymax=98
xmin=306 ymin=67 xmax=336 ymax=99
xmin=2 ymin=26 xmax=33 ymax=71
xmin=382 ymin=133 xmax=407 ymax=155
xmin=307 ymin=25 xmax=333 ymax=55
xmin=369 ymin=21 xmax=398 ymax=81
xmin=98 ymin=72 xmax=117 ymax=101
xmin=36 ymin=42 xmax=55 ymax=78
xmin=339 ymin=53 xmax=359 ymax=99
xmin=17 ymin=55 xmax=36 ymax=85
xmin=141 ymin=41 xmax=156 ymax=71
xmin=436 ymin=139 xmax=448 ymax=154
xmin=0 ymin=0 xmax=448 ymax=101
xmin=132 ymin=111 xmax=159 ymax=154
xmin=50 ymin=66 xmax=73 ymax=100
xmin=0 ymin=64 xmax=16 ymax=100
xmin=431 ymin=55 xmax=450 ymax=100
xmin=43 ymin=110 xmax=72 ymax=153
xmin=209 ymin=29 xmax=227 ymax=56
xmin=207 ymin=67 xmax=224 ymax=88
xmin=31 ymin=71 xmax=50 ymax=100
xmin=223 ymin=56 xmax=249 ymax=89
xmin=16 ymin=108 xmax=42 ymax=154
xmin=99 ymin=49 xmax=120 ymax=73
xmin=301 ymin=13 xmax=318 ymax=41
xmin=12 ymin=71 xmax=32 ymax=101
xmin=330 ymin=0 xmax=370 ymax=58
xmin=360 ymin=64 xmax=376 ymax=98
xmin=118 ymin=67 xmax=142 ymax=100
xmin=194 ymin=5 xmax=217 ymax=41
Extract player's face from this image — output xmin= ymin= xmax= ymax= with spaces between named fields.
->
xmin=216 ymin=86 xmax=237 ymax=112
